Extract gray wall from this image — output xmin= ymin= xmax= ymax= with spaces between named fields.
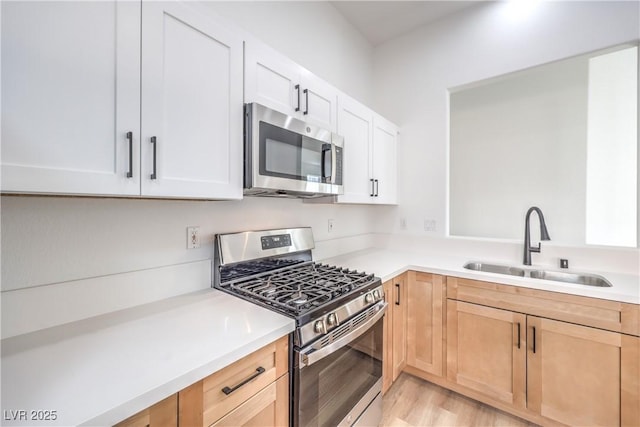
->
xmin=449 ymin=55 xmax=588 ymax=243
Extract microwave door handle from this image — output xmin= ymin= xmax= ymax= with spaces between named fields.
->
xmin=331 ymin=144 xmax=337 ymax=184
xmin=321 ymin=144 xmax=332 ymax=181
xmin=298 ymin=302 xmax=387 ymax=368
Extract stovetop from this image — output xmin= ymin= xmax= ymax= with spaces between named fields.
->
xmin=217 ymin=261 xmax=379 ymax=323
xmin=213 ymin=227 xmax=382 ymax=328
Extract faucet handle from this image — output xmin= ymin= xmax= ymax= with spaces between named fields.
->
xmin=529 ymin=242 xmax=541 ymax=253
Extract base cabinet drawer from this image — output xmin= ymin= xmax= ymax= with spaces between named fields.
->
xmin=179 ymin=336 xmax=288 ymax=427
xmin=211 ymin=373 xmax=289 ymax=427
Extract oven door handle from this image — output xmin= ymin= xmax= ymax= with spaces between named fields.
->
xmin=299 ymin=301 xmax=387 ymax=368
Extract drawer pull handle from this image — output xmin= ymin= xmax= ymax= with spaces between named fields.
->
xmin=221 ymin=367 xmax=266 ymax=395
xmin=517 ymin=322 xmax=521 ymax=349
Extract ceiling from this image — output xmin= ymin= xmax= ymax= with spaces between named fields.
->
xmin=331 ymin=1 xmax=479 ymax=46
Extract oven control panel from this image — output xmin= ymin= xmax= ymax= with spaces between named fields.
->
xmin=261 ymin=234 xmax=292 ymax=250
xmin=298 ymin=283 xmax=385 ymax=347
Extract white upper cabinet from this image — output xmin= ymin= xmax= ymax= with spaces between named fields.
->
xmin=1 ymin=1 xmax=141 ymax=196
xmin=372 ymin=114 xmax=398 ymax=205
xmin=245 ymin=40 xmax=337 ymax=132
xmin=336 ymin=96 xmax=374 ymax=203
xmin=1 ymin=1 xmax=243 ymax=199
xmin=244 ymin=42 xmax=300 ymax=118
xmin=141 ymin=2 xmax=243 ymax=199
xmin=336 ymin=95 xmax=398 ymax=205
xmin=301 ymin=70 xmax=338 ymax=133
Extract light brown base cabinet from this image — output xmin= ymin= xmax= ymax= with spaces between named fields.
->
xmin=406 ymin=272 xmax=445 ymax=377
xmin=382 ymin=279 xmax=394 ymax=394
xmin=391 ymin=273 xmax=408 ymax=381
xmin=385 ymin=272 xmax=640 ymax=427
xmin=382 ymin=273 xmax=409 ymax=395
xmin=114 ymin=336 xmax=289 ymax=427
xmin=115 ymin=394 xmax=178 ymax=427
xmin=446 ymin=300 xmax=526 ymax=409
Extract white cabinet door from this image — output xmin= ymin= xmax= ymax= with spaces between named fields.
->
xmin=372 ymin=114 xmax=398 ymax=205
xmin=336 ymin=96 xmax=373 ymax=203
xmin=1 ymin=1 xmax=141 ymax=196
xmin=245 ymin=41 xmax=301 ymax=118
xmin=335 ymin=95 xmax=398 ymax=205
xmin=245 ymin=40 xmax=337 ymax=131
xmin=141 ymin=2 xmax=243 ymax=199
xmin=301 ymin=71 xmax=337 ymax=132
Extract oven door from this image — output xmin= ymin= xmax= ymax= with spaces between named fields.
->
xmin=294 ymin=302 xmax=386 ymax=427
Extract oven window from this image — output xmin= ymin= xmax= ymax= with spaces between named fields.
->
xmin=297 ymin=317 xmax=383 ymax=427
xmin=259 ymin=121 xmax=327 ymax=182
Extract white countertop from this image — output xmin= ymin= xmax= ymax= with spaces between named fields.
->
xmin=1 ymin=289 xmax=295 ymax=427
xmin=322 ymin=248 xmax=640 ymax=305
xmin=2 ymin=248 xmax=637 ymax=427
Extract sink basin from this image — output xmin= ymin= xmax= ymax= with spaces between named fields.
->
xmin=528 ymin=270 xmax=612 ymax=287
xmin=463 ymin=262 xmax=525 ymax=277
xmin=463 ymin=261 xmax=613 ymax=287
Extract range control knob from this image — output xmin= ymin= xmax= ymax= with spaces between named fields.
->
xmin=364 ymin=292 xmax=374 ymax=304
xmin=373 ymin=289 xmax=381 ymax=300
xmin=314 ymin=320 xmax=326 ymax=334
xmin=327 ymin=313 xmax=339 ymax=327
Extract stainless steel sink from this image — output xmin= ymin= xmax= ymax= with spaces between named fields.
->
xmin=463 ymin=262 xmax=526 ymax=277
xmin=463 ymin=262 xmax=613 ymax=287
xmin=528 ymin=270 xmax=612 ymax=287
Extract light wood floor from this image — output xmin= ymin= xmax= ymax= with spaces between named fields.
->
xmin=381 ymin=373 xmax=539 ymax=427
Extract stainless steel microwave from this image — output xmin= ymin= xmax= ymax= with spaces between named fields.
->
xmin=244 ymin=103 xmax=344 ymax=198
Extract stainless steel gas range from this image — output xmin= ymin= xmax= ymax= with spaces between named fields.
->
xmin=213 ymin=227 xmax=386 ymax=427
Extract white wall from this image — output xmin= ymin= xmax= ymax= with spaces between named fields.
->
xmin=372 ymin=1 xmax=640 ymax=240
xmin=202 ymin=1 xmax=374 ymax=106
xmin=586 ymin=47 xmax=638 ymax=247
xmin=0 ymin=1 xmax=378 ymax=338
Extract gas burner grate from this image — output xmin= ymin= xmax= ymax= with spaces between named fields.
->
xmin=221 ymin=263 xmax=375 ymax=317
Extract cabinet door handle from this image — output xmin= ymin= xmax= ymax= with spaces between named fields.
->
xmin=532 ymin=326 xmax=536 ymax=354
xmin=150 ymin=136 xmax=157 ymax=180
xmin=374 ymin=179 xmax=379 ymax=197
xmin=395 ymin=283 xmax=400 ymax=305
xmin=517 ymin=322 xmax=521 ymax=349
xmin=295 ymin=84 xmax=301 ymax=112
xmin=303 ymin=88 xmax=309 ymax=115
xmin=126 ymin=131 xmax=133 ymax=178
xmin=370 ymin=178 xmax=375 ymax=197
xmin=221 ymin=367 xmax=266 ymax=395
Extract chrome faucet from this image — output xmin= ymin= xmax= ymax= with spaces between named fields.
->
xmin=523 ymin=206 xmax=551 ymax=265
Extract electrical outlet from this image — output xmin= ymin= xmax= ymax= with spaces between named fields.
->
xmin=328 ymin=219 xmax=334 ymax=233
xmin=187 ymin=226 xmax=200 ymax=249
xmin=424 ymin=219 xmax=437 ymax=232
